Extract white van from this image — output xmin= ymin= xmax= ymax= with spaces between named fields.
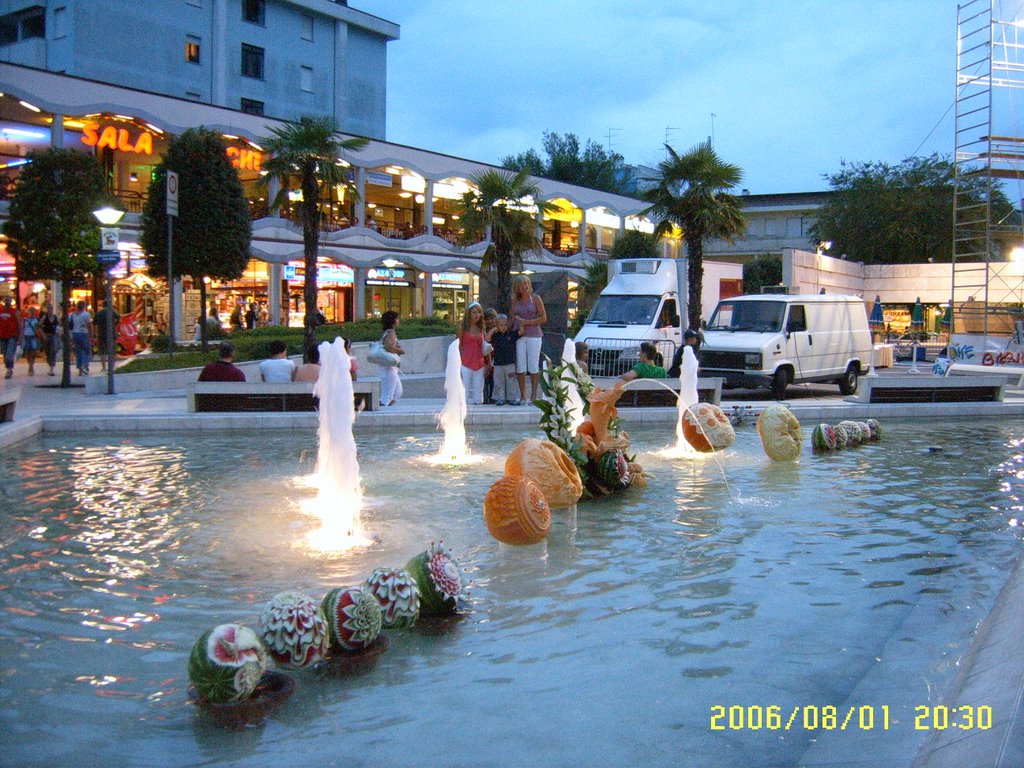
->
xmin=700 ymin=294 xmax=873 ymax=398
xmin=577 ymin=258 xmax=743 ymax=376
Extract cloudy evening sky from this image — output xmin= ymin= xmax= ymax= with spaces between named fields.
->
xmin=352 ymin=1 xmax=1021 ymax=195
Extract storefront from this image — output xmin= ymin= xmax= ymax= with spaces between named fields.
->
xmin=430 ymin=270 xmax=471 ymax=323
xmin=284 ymin=261 xmax=355 ymax=326
xmin=365 ymin=264 xmax=417 ymax=317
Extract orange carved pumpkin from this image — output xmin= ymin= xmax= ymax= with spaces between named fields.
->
xmin=681 ymin=403 xmax=736 ymax=452
xmin=505 ymin=438 xmax=583 ymax=508
xmin=483 ymin=475 xmax=551 ymax=546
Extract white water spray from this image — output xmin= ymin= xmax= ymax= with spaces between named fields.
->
xmin=561 ymin=339 xmax=586 ymax=435
xmin=674 ymin=346 xmax=700 ymax=452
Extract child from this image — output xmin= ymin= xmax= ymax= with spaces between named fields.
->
xmin=483 ymin=307 xmax=497 ymax=404
xmin=486 ymin=313 xmax=519 ymax=405
xmin=619 ymin=341 xmax=666 ymax=383
xmin=458 ymin=302 xmax=487 ymax=405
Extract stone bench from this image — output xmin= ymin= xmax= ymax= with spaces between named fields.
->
xmin=945 ymin=363 xmax=1024 ymax=389
xmin=590 ymin=377 xmax=723 ymax=406
xmin=845 ymin=374 xmax=1006 ymax=404
xmin=0 ymin=386 xmax=20 ymax=422
xmin=186 ymin=378 xmax=381 ymax=413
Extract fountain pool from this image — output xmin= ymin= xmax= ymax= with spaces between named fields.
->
xmin=0 ymin=420 xmax=1021 ymax=767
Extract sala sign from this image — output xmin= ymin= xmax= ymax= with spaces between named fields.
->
xmin=81 ymin=123 xmax=263 ymax=170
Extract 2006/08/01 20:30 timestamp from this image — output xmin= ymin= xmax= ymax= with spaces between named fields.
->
xmin=710 ymin=705 xmax=994 ymax=732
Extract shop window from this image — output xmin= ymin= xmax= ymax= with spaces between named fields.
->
xmin=243 ymin=0 xmax=265 ymax=25
xmin=240 ymin=98 xmax=264 ymax=116
xmin=301 ymin=14 xmax=313 ymax=41
xmin=300 ymin=65 xmax=313 ymax=92
xmin=185 ymin=35 xmax=200 ymax=63
xmin=241 ymin=43 xmax=264 ymax=80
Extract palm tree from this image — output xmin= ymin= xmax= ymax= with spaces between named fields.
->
xmin=643 ymin=140 xmax=746 ymax=330
xmin=260 ymin=115 xmax=367 ymax=356
xmin=457 ymin=168 xmax=554 ymax=313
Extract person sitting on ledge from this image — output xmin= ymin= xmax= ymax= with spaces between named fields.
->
xmin=619 ymin=341 xmax=667 ymax=383
xmin=259 ymin=339 xmax=295 ymax=382
xmin=198 ymin=340 xmax=246 ymax=382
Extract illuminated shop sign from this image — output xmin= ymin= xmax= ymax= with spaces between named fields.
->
xmin=82 ymin=123 xmax=153 ymax=154
xmin=366 ymin=171 xmax=393 ymax=187
xmin=225 ymin=146 xmax=263 ymax=172
xmin=433 ymin=271 xmax=470 ymax=289
xmin=284 ymin=264 xmax=354 ymax=284
xmin=366 ymin=267 xmax=411 ymax=286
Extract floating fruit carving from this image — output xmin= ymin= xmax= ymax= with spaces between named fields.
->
xmin=811 ymin=423 xmax=838 ymax=452
xmin=322 ymin=586 xmax=382 ymax=651
xmin=483 ymin=475 xmax=551 ymax=545
xmin=405 ymin=541 xmax=462 ymax=617
xmin=595 ymin=449 xmax=632 ymax=490
xmin=865 ymin=419 xmax=882 ymax=441
xmin=505 ymin=438 xmax=583 ymax=508
xmin=258 ymin=591 xmax=330 ymax=669
xmin=681 ymin=403 xmax=736 ymax=452
xmin=363 ymin=568 xmax=420 ymax=629
xmin=189 ymin=624 xmax=267 ymax=703
xmin=757 ymin=405 xmax=803 ymax=462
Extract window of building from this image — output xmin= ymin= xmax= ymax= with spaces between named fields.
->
xmin=20 ymin=9 xmax=44 ymax=39
xmin=0 ymin=6 xmax=46 ymax=46
xmin=241 ymin=43 xmax=264 ymax=79
xmin=300 ymin=14 xmax=313 ymax=41
xmin=300 ymin=65 xmax=313 ymax=92
xmin=185 ymin=35 xmax=200 ymax=63
xmin=242 ymin=0 xmax=265 ymax=25
xmin=53 ymin=7 xmax=67 ymax=39
xmin=240 ymin=98 xmax=264 ymax=116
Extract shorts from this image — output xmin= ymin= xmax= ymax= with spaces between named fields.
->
xmin=515 ymin=335 xmax=542 ymax=375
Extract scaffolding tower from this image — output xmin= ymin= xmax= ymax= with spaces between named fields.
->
xmin=952 ymin=0 xmax=1024 ymax=342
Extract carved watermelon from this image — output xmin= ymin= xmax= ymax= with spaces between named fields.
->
xmin=595 ymin=450 xmax=631 ymax=490
xmin=363 ymin=568 xmax=420 ymax=629
xmin=865 ymin=419 xmax=882 ymax=441
xmin=322 ymin=586 xmax=382 ymax=651
xmin=405 ymin=541 xmax=462 ymax=617
xmin=258 ymin=591 xmax=329 ymax=669
xmin=811 ymin=423 xmax=838 ymax=452
xmin=832 ymin=423 xmax=850 ymax=449
xmin=188 ymin=624 xmax=267 ymax=704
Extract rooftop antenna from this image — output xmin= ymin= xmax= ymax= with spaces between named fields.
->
xmin=710 ymin=112 xmax=717 ymax=147
xmin=606 ymin=128 xmax=621 ymax=152
xmin=664 ymin=126 xmax=677 ymax=158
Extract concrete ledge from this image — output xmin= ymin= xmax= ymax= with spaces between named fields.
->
xmin=0 ymin=385 xmax=20 ymax=422
xmin=187 ymin=378 xmax=381 ymax=412
xmin=591 ymin=376 xmax=723 ymax=406
xmin=846 ymin=374 xmax=1006 ymax=404
xmin=946 ymin=363 xmax=1024 ymax=389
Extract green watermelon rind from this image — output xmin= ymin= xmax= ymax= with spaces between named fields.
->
xmin=405 ymin=550 xmax=459 ymax=617
xmin=188 ymin=625 xmax=266 ymax=704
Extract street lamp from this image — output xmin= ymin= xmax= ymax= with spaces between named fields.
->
xmin=93 ymin=206 xmax=125 ymax=396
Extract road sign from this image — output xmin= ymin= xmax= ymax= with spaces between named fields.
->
xmin=96 ymin=251 xmax=120 ymax=267
xmin=166 ymin=170 xmax=179 ymax=217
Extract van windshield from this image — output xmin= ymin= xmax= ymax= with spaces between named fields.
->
xmin=587 ymin=295 xmax=661 ymax=326
xmin=707 ymin=300 xmax=786 ymax=332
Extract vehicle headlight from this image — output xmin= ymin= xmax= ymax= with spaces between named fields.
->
xmin=744 ymin=353 xmax=762 ymax=368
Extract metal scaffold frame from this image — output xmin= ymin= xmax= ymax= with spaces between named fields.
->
xmin=952 ymin=0 xmax=1024 ymax=341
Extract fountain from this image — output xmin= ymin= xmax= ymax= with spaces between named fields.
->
xmin=303 ymin=337 xmax=373 ymax=549
xmin=560 ymin=338 xmax=586 ymax=435
xmin=425 ymin=339 xmax=483 ymax=465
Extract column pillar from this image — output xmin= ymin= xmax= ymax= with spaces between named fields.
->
xmin=354 ymin=267 xmax=366 ymax=319
xmin=356 ymin=167 xmax=367 ymax=227
xmin=267 ymin=177 xmax=281 ymax=215
xmin=268 ymin=263 xmax=282 ymax=325
xmin=579 ymin=209 xmax=587 ymax=254
xmin=171 ymin=278 xmax=184 ymax=340
xmin=425 ymin=179 xmax=435 ymax=236
xmin=423 ymin=272 xmax=433 ymax=317
xmin=50 ymin=115 xmax=64 ymax=148
xmin=212 ymin=0 xmax=228 ymax=106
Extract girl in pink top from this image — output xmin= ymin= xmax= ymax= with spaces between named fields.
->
xmin=459 ymin=301 xmax=487 ymax=405
xmin=511 ymin=274 xmax=546 ymax=403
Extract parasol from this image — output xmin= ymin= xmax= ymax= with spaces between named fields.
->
xmin=910 ymin=297 xmax=924 ymax=329
xmin=869 ymin=295 xmax=884 ymax=332
xmin=940 ymin=304 xmax=952 ymax=327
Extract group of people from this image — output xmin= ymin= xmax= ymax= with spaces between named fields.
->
xmin=0 ymin=295 xmax=85 ymax=379
xmin=197 ymin=338 xmax=356 ymax=384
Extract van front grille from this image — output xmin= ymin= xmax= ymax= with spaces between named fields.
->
xmin=701 ymin=350 xmax=748 ymax=370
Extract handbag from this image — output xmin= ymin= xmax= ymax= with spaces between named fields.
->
xmin=367 ymin=340 xmax=400 ymax=367
xmin=482 ymin=340 xmax=493 ymax=357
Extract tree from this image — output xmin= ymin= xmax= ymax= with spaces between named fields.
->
xmin=609 ymin=229 xmax=659 ymax=260
xmin=742 ymin=254 xmax=782 ymax=295
xmin=3 ymin=148 xmax=107 ymax=386
xmin=141 ymin=128 xmax=252 ymax=350
xmin=259 ymin=115 xmax=367 ymax=357
xmin=642 ymin=140 xmax=746 ymax=329
xmin=457 ymin=169 xmax=554 ymax=314
xmin=809 ymin=154 xmax=1016 ymax=265
xmin=503 ymin=131 xmax=633 ymax=196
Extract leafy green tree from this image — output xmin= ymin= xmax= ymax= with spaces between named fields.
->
xmin=809 ymin=154 xmax=1016 ymax=264
xmin=503 ymin=131 xmax=633 ymax=196
xmin=742 ymin=254 xmax=782 ymax=295
xmin=642 ymin=140 xmax=746 ymax=329
xmin=457 ymin=169 xmax=554 ymax=314
xmin=259 ymin=115 xmax=366 ymax=357
xmin=141 ymin=128 xmax=252 ymax=350
xmin=610 ymin=229 xmax=659 ymax=260
xmin=3 ymin=148 xmax=107 ymax=385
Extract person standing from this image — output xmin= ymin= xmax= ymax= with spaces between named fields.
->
xmin=198 ymin=340 xmax=246 ymax=382
xmin=20 ymin=305 xmax=42 ymax=376
xmin=69 ymin=300 xmax=93 ymax=376
xmin=377 ymin=310 xmax=404 ymax=407
xmin=511 ymin=274 xmax=546 ymax=405
xmin=245 ymin=303 xmax=258 ymax=330
xmin=94 ymin=300 xmax=120 ymax=372
xmin=39 ymin=304 xmax=61 ymax=376
xmin=487 ymin=313 xmax=518 ymax=405
xmin=458 ymin=302 xmax=487 ymax=405
xmin=667 ymin=329 xmax=702 ymax=378
xmin=259 ymin=339 xmax=295 ymax=382
xmin=0 ymin=296 xmax=20 ymax=379
xmin=483 ymin=307 xmax=497 ymax=404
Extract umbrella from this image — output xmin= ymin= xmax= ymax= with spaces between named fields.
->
xmin=940 ymin=304 xmax=952 ymax=327
xmin=869 ymin=295 xmax=885 ymax=332
xmin=910 ymin=297 xmax=924 ymax=329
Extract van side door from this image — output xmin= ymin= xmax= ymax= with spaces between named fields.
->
xmin=656 ymin=298 xmax=681 ymax=346
xmin=785 ymin=304 xmax=812 ymax=379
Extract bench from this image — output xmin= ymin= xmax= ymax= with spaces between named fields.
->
xmin=187 ymin=378 xmax=381 ymax=413
xmin=845 ymin=374 xmax=1006 ymax=404
xmin=591 ymin=377 xmax=723 ymax=406
xmin=945 ymin=363 xmax=1024 ymax=389
xmin=0 ymin=386 xmax=20 ymax=422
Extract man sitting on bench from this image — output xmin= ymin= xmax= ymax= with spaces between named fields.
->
xmin=198 ymin=340 xmax=246 ymax=382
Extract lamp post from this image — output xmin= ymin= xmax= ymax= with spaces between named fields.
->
xmin=93 ymin=206 xmax=125 ymax=395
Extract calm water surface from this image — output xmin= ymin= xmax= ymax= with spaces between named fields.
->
xmin=0 ymin=420 xmax=1022 ymax=768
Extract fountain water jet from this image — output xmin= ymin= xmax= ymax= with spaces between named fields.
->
xmin=424 ymin=339 xmax=484 ymax=465
xmin=303 ymin=337 xmax=373 ymax=550
xmin=560 ymin=339 xmax=586 ymax=435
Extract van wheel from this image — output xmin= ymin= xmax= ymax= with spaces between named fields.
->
xmin=770 ymin=368 xmax=790 ymax=399
xmin=838 ymin=364 xmax=859 ymax=395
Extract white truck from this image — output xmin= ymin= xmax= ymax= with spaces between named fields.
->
xmin=576 ymin=257 xmax=743 ymax=376
xmin=700 ymin=293 xmax=874 ymax=398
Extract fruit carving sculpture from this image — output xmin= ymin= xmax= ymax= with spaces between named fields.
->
xmin=189 ymin=623 xmax=267 ymax=703
xmin=363 ymin=568 xmax=421 ymax=629
xmin=483 ymin=475 xmax=552 ymax=545
xmin=757 ymin=405 xmax=803 ymax=462
xmin=258 ymin=591 xmax=330 ymax=669
xmin=813 ymin=420 xmax=882 ymax=453
xmin=505 ymin=438 xmax=583 ymax=508
xmin=322 ymin=586 xmax=382 ymax=651
xmin=681 ymin=403 xmax=736 ymax=452
xmin=405 ymin=541 xmax=463 ymax=616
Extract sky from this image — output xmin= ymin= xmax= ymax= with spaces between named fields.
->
xmin=351 ymin=0 xmax=1009 ymax=195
